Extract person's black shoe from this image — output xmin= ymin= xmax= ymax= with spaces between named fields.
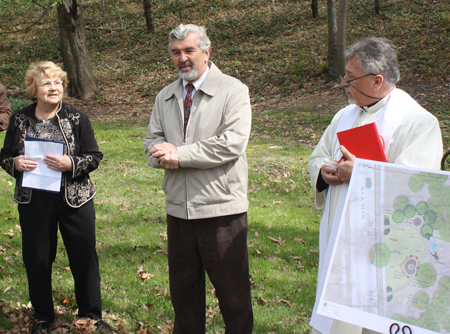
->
xmin=31 ymin=321 xmax=50 ymax=334
xmin=95 ymin=319 xmax=112 ymax=331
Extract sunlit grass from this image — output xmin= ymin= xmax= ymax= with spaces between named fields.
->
xmin=0 ymin=120 xmax=320 ymax=333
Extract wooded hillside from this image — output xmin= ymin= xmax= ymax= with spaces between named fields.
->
xmin=1 ymin=0 xmax=449 ymax=127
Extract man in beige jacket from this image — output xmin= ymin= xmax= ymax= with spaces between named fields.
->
xmin=0 ymin=82 xmax=12 ymax=132
xmin=144 ymin=24 xmax=253 ymax=334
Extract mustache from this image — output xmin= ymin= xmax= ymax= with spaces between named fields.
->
xmin=178 ymin=61 xmax=193 ymax=69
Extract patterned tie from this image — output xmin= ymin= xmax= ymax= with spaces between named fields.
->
xmin=184 ymin=83 xmax=194 ymax=134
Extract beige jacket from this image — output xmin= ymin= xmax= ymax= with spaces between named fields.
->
xmin=144 ymin=62 xmax=252 ymax=219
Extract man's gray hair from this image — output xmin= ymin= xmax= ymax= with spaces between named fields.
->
xmin=168 ymin=24 xmax=211 ymax=53
xmin=346 ymin=37 xmax=400 ymax=84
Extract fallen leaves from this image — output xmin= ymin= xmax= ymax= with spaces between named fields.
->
xmin=307 ymin=249 xmax=319 ymax=256
xmin=73 ymin=317 xmax=97 ymax=332
xmin=0 ymin=299 xmax=126 ymax=333
xmin=3 ymin=229 xmax=15 ymax=238
xmin=268 ymin=236 xmax=285 ymax=247
xmin=153 ymin=287 xmax=170 ymax=299
xmin=291 ymin=236 xmax=307 ymax=245
xmin=276 ymin=297 xmax=295 ymax=307
xmin=0 ymin=300 xmax=33 ymax=333
xmin=152 ymin=249 xmax=168 ymax=256
xmin=137 ymin=266 xmax=154 ymax=281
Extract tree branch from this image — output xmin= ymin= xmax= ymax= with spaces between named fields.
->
xmin=60 ymin=0 xmax=71 ymax=14
xmin=31 ymin=0 xmax=57 ymax=10
xmin=0 ymin=2 xmax=57 ymax=35
xmin=85 ymin=27 xmax=125 ymax=32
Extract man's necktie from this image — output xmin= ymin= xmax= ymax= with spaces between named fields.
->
xmin=184 ymin=83 xmax=194 ymax=134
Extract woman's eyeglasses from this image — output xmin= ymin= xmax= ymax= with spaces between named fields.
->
xmin=37 ymin=80 xmax=63 ymax=89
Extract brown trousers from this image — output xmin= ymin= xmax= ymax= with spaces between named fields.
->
xmin=167 ymin=213 xmax=253 ymax=334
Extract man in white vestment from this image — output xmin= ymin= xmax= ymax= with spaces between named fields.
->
xmin=308 ymin=37 xmax=443 ymax=334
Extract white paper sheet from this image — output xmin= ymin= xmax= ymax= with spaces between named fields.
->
xmin=21 ymin=138 xmax=64 ymax=192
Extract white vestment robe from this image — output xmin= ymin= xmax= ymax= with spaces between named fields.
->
xmin=308 ymin=88 xmax=443 ymax=334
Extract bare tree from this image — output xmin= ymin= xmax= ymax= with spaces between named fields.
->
xmin=311 ymin=0 xmax=319 ymax=19
xmin=143 ymin=0 xmax=154 ymax=33
xmin=337 ymin=0 xmax=348 ymax=75
xmin=327 ymin=0 xmax=338 ymax=78
xmin=57 ymin=0 xmax=97 ymax=101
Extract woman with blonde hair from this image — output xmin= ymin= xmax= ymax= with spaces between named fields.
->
xmin=0 ymin=61 xmax=109 ymax=333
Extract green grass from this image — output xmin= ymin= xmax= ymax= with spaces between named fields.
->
xmin=0 ymin=120 xmax=320 ymax=333
xmin=9 ymin=98 xmax=30 ymax=113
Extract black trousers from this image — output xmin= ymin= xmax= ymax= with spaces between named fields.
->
xmin=18 ymin=190 xmax=102 ymax=323
xmin=167 ymin=213 xmax=253 ymax=334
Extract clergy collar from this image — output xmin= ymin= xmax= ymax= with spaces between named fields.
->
xmin=360 ymin=87 xmax=396 ymax=114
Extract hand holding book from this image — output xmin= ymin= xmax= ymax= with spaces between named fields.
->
xmin=336 ymin=123 xmax=387 ymax=162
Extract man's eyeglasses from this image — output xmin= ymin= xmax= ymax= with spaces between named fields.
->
xmin=341 ymin=73 xmax=376 ymax=88
xmin=37 ymin=80 xmax=63 ymax=89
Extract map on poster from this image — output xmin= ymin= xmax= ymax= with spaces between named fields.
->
xmin=318 ymin=159 xmax=450 ymax=334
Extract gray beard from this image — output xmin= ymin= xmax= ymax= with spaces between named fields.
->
xmin=347 ymin=96 xmax=358 ymax=105
xmin=345 ymin=88 xmax=358 ymax=105
xmin=178 ymin=67 xmax=199 ymax=81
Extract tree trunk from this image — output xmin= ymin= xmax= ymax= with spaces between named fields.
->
xmin=337 ymin=0 xmax=348 ymax=76
xmin=311 ymin=0 xmax=319 ymax=19
xmin=375 ymin=0 xmax=381 ymax=14
xmin=143 ymin=0 xmax=154 ymax=33
xmin=57 ymin=0 xmax=97 ymax=101
xmin=327 ymin=0 xmax=338 ymax=79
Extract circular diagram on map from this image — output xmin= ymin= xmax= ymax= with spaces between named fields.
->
xmin=412 ymin=291 xmax=430 ymax=310
xmin=413 ymin=217 xmax=423 ymax=227
xmin=416 ymin=263 xmax=437 ymax=288
xmin=421 ymin=224 xmax=434 ymax=239
xmin=424 ymin=211 xmax=437 ymax=225
xmin=404 ymin=204 xmax=416 ymax=218
xmin=393 ymin=210 xmax=405 ymax=223
xmin=400 ymin=256 xmax=419 ymax=277
xmin=416 ymin=201 xmax=428 ymax=215
xmin=369 ymin=243 xmax=391 ymax=267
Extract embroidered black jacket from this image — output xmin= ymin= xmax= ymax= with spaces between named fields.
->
xmin=0 ymin=103 xmax=103 ymax=208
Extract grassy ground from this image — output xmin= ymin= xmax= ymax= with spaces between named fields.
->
xmin=0 ymin=120 xmax=320 ymax=333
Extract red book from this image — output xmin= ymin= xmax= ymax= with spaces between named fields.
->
xmin=337 ymin=123 xmax=387 ymax=162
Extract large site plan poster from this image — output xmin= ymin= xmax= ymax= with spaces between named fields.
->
xmin=318 ymin=159 xmax=450 ymax=334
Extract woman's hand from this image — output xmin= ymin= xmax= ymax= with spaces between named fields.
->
xmin=15 ymin=155 xmax=38 ymax=172
xmin=44 ymin=155 xmax=72 ymax=172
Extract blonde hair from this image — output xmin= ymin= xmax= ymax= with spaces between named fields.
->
xmin=25 ymin=61 xmax=68 ymax=101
